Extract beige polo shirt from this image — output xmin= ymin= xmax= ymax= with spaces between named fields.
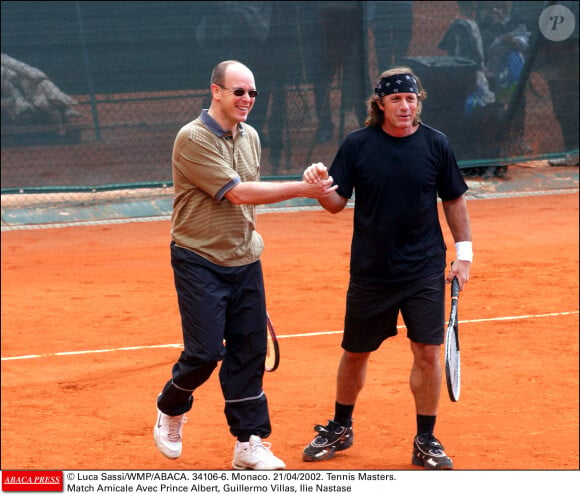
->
xmin=170 ymin=110 xmax=264 ymax=267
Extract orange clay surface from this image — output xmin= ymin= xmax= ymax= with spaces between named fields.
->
xmin=1 ymin=191 xmax=578 ymax=471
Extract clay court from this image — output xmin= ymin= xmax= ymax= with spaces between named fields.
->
xmin=1 ymin=164 xmax=579 ymax=471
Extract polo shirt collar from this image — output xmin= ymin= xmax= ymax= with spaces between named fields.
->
xmin=200 ymin=109 xmax=245 ymax=139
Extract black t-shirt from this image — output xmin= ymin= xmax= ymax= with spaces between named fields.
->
xmin=329 ymin=124 xmax=468 ymax=282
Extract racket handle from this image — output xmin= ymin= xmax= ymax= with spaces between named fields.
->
xmin=451 ymin=277 xmax=459 ymax=298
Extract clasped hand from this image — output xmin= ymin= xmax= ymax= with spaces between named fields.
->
xmin=302 ymin=162 xmax=337 ymax=199
xmin=303 ymin=162 xmax=330 ymax=184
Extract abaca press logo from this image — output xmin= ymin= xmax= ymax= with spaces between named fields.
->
xmin=2 ymin=471 xmax=63 ymax=492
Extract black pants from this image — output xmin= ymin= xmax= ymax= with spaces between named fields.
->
xmin=157 ymin=243 xmax=271 ymax=439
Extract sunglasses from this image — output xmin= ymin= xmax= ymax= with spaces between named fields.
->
xmin=216 ymin=83 xmax=258 ymax=98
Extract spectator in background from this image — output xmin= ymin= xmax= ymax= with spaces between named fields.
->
xmin=478 ymin=1 xmax=532 ymax=165
xmin=537 ymin=1 xmax=579 ymax=166
xmin=438 ymin=1 xmax=491 ymax=87
xmin=438 ymin=1 xmax=504 ymax=178
xmin=368 ymin=1 xmax=414 ymax=70
xmin=300 ymin=2 xmax=367 ymax=144
xmin=258 ymin=2 xmax=303 ymax=174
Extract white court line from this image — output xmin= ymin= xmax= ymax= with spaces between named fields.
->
xmin=2 ymin=310 xmax=577 ymax=362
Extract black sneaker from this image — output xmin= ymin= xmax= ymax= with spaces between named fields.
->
xmin=302 ymin=420 xmax=354 ymax=462
xmin=412 ymin=433 xmax=453 ymax=470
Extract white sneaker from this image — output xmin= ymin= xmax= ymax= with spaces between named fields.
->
xmin=232 ymin=435 xmax=286 ymax=470
xmin=153 ymin=408 xmax=186 ymax=459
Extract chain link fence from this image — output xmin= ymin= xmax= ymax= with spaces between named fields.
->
xmin=2 ymin=1 xmax=578 ymax=209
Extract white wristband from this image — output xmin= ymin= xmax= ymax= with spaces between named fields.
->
xmin=455 ymin=241 xmax=473 ymax=262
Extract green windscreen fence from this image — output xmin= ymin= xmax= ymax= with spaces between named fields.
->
xmin=1 ymin=1 xmax=578 ymax=204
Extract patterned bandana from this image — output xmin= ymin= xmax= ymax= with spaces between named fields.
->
xmin=375 ymin=74 xmax=419 ymax=97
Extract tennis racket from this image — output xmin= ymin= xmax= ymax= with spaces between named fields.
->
xmin=444 ymin=277 xmax=461 ymax=402
xmin=265 ymin=312 xmax=280 ymax=372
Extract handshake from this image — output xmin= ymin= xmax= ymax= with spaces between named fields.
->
xmin=301 ymin=162 xmax=347 ymax=213
xmin=303 ymin=162 xmax=330 ymax=184
xmin=301 ymin=162 xmax=337 ymax=200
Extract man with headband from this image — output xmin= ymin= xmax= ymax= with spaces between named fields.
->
xmin=300 ymin=67 xmax=472 ymax=469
